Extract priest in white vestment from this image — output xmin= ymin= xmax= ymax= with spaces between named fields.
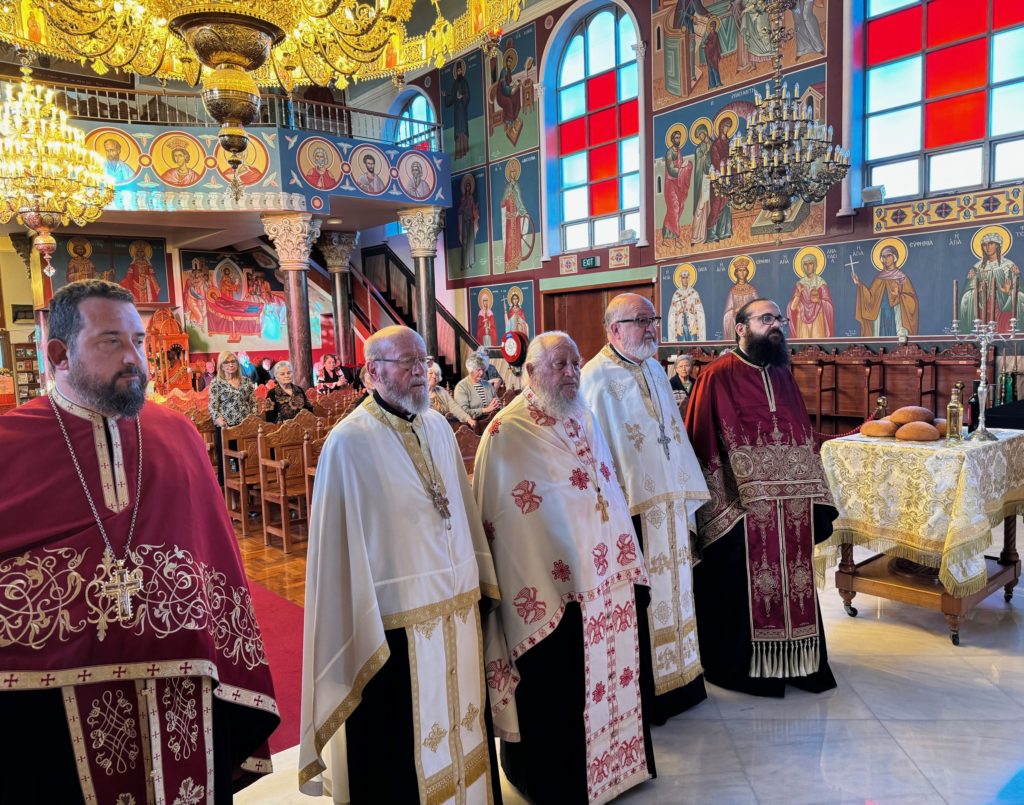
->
xmin=581 ymin=294 xmax=711 ymax=725
xmin=299 ymin=326 xmax=504 ymax=804
xmin=475 ymin=332 xmax=655 ymax=805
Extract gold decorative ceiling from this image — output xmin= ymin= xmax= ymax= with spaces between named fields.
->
xmin=0 ymin=0 xmax=522 ymax=89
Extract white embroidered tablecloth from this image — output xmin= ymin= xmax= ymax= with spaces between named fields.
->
xmin=816 ymin=429 xmax=1024 ymax=596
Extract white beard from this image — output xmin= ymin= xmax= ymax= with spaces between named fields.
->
xmin=620 ymin=333 xmax=658 ymax=362
xmin=529 ymin=383 xmax=586 ymax=422
xmin=377 ymin=375 xmax=430 ymax=415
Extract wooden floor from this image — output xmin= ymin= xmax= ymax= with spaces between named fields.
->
xmin=236 ymin=521 xmax=309 ymax=607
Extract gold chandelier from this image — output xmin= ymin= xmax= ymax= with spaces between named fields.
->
xmin=709 ymin=0 xmax=849 ymax=230
xmin=0 ymin=58 xmax=114 ymax=277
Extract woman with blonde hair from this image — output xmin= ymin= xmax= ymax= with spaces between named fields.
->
xmin=208 ymin=350 xmax=258 ymax=484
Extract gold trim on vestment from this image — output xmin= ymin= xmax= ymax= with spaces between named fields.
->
xmin=628 ymin=490 xmax=710 ymax=519
xmin=381 ymin=588 xmax=482 ymax=631
xmin=299 ymin=642 xmax=392 ymax=788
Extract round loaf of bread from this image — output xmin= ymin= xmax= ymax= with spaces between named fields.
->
xmin=889 ymin=405 xmax=934 ymax=425
xmin=895 ymin=421 xmax=940 ymax=441
xmin=933 ymin=418 xmax=947 ymax=437
xmin=861 ymin=419 xmax=899 ymax=437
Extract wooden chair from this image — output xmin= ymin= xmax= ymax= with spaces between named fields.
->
xmin=290 ymin=408 xmax=319 ymax=434
xmin=501 ymin=387 xmax=521 ymax=407
xmin=454 ymin=424 xmax=481 ymax=476
xmin=303 ymin=431 xmax=328 ymax=508
xmin=257 ymin=419 xmax=310 ymax=553
xmin=188 ymin=410 xmax=219 ymax=476
xmin=222 ymin=416 xmax=275 ymax=537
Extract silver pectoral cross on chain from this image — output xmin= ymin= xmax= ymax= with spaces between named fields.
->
xmin=101 ymin=559 xmax=144 ymax=622
xmin=657 ymin=424 xmax=672 ymax=460
xmin=430 ymin=481 xmax=453 ymax=529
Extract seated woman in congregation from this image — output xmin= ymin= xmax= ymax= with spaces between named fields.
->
xmin=427 ymin=363 xmax=473 ymax=424
xmin=454 ymin=352 xmax=501 ymax=420
xmin=316 ymin=353 xmax=350 ymax=394
xmin=267 ymin=360 xmax=314 ymax=423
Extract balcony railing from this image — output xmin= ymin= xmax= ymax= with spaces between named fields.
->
xmin=41 ymin=80 xmax=440 ymax=149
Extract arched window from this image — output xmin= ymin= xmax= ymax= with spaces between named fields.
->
xmin=395 ymin=93 xmax=436 ymax=150
xmin=863 ymin=0 xmax=1024 ymax=200
xmin=556 ymin=6 xmax=640 ymax=251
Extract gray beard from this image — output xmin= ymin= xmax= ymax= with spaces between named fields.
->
xmin=530 ymin=383 xmax=585 ymax=422
xmin=377 ymin=374 xmax=430 ymax=415
xmin=619 ymin=335 xmax=658 ymax=362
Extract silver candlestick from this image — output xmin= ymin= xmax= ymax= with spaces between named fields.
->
xmin=948 ymin=316 xmax=1017 ymax=441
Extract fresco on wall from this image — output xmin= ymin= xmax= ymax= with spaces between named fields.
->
xmin=651 ymin=0 xmax=827 ymax=112
xmin=48 ymin=236 xmax=171 ymax=307
xmin=440 ymin=49 xmax=487 ymax=170
xmin=180 ymin=250 xmax=329 ymax=353
xmin=658 ymin=221 xmax=1024 ymax=343
xmin=489 ymin=152 xmax=542 ymax=274
xmin=446 ymin=168 xmax=491 ymax=280
xmin=486 ymin=23 xmax=541 ymax=162
xmin=468 ymin=279 xmax=536 ymax=348
xmin=652 ymin=63 xmax=826 ymax=261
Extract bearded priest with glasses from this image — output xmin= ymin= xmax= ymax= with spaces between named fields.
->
xmin=299 ymin=325 xmax=504 ymax=804
xmin=580 ymin=294 xmax=711 ymax=725
xmin=683 ymin=297 xmax=839 ymax=698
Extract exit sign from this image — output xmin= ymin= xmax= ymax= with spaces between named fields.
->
xmin=581 ymin=256 xmax=601 ymax=269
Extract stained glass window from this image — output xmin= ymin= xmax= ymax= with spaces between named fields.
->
xmin=864 ymin=1 xmax=1024 ymax=200
xmin=556 ymin=6 xmax=639 ymax=250
xmin=395 ymin=94 xmax=435 ymax=150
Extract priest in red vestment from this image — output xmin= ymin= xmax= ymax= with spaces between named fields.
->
xmin=0 ymin=280 xmax=278 ymax=805
xmin=684 ymin=297 xmax=838 ymax=697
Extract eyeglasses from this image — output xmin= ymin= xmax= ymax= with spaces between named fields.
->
xmin=222 ymin=360 xmax=239 ymax=365
xmin=373 ymin=355 xmax=434 ymax=370
xmin=744 ymin=314 xmax=790 ymax=327
xmin=615 ymin=316 xmax=662 ymax=328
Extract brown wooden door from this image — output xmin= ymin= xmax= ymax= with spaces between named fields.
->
xmin=542 ymin=282 xmax=655 ymax=363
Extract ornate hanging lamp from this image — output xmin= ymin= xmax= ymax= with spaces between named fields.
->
xmin=0 ymin=53 xmax=115 ymax=277
xmin=708 ymin=0 xmax=849 ymax=230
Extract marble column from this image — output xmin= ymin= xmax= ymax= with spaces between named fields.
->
xmin=261 ymin=213 xmax=322 ymax=388
xmin=319 ymin=231 xmax=360 ymax=367
xmin=397 ymin=206 xmax=444 ymax=357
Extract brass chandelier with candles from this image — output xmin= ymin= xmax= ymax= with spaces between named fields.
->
xmin=708 ymin=0 xmax=849 ymax=230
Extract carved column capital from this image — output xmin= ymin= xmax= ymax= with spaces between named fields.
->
xmin=397 ymin=206 xmax=444 ymax=258
xmin=320 ymin=231 xmax=360 ymax=274
xmin=261 ymin=213 xmax=322 ymax=271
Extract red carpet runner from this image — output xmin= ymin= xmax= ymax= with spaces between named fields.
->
xmin=249 ymin=582 xmax=304 ymax=754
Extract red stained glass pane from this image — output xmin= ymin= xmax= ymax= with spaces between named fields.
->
xmin=559 ymin=117 xmax=587 ymax=155
xmin=926 ymin=39 xmax=988 ymax=98
xmin=589 ymin=143 xmax=618 ymax=182
xmin=925 ymin=91 xmax=987 ymax=148
xmin=586 ymin=70 xmax=617 ymax=110
xmin=927 ymin=0 xmax=985 ymax=48
xmin=867 ymin=5 xmax=922 ymax=67
xmin=588 ymin=107 xmax=617 ymax=146
xmin=590 ymin=178 xmax=618 ymax=216
xmin=619 ymin=98 xmax=639 ymax=138
xmin=995 ymin=0 xmax=1024 ymax=30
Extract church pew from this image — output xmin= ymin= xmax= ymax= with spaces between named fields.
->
xmin=257 ymin=420 xmax=311 ymax=554
xmin=303 ymin=431 xmax=327 ymax=511
xmin=222 ymin=416 xmax=277 ymax=537
xmin=454 ymin=424 xmax=481 ymax=476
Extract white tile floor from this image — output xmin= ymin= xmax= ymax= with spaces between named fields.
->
xmin=237 ymin=529 xmax=1024 ymax=804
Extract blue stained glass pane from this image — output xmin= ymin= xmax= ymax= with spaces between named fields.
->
xmin=618 ymin=63 xmax=638 ymax=102
xmin=558 ymin=83 xmax=586 ymax=122
xmin=867 ymin=57 xmax=921 ymax=113
xmin=560 ymin=35 xmax=585 ymax=87
xmin=992 ymin=82 xmax=1024 ymax=136
xmin=995 ymin=139 xmax=1024 ymax=182
xmin=867 ymin=107 xmax=921 ymax=159
xmin=618 ymin=12 xmax=637 ymax=65
xmin=620 ymin=136 xmax=639 ymax=174
xmin=588 ymin=11 xmax=616 ymax=75
xmin=993 ymin=28 xmax=1024 ymax=84
xmin=561 ymin=153 xmax=588 ymax=188
xmin=563 ymin=186 xmax=588 ymax=222
xmin=870 ymin=158 xmax=920 ymax=199
xmin=620 ymin=173 xmax=640 ymax=208
xmin=868 ymin=0 xmax=918 ymax=19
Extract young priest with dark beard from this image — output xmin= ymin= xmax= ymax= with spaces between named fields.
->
xmin=683 ymin=298 xmax=840 ymax=697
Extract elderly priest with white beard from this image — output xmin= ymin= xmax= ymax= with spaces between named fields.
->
xmin=300 ymin=325 xmax=503 ymax=804
xmin=581 ymin=294 xmax=711 ymax=725
xmin=474 ymin=331 xmax=655 ymax=805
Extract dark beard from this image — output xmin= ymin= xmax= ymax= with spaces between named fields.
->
xmin=67 ymin=363 xmax=148 ymax=417
xmin=744 ymin=331 xmax=790 ymax=367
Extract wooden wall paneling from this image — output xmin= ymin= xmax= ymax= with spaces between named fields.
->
xmin=542 ymin=282 xmax=654 ymax=363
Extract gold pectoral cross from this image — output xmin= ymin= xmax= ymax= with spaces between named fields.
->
xmin=430 ymin=481 xmax=453 ymax=528
xmin=101 ymin=560 xmax=143 ymax=622
xmin=595 ymin=490 xmax=610 ymax=523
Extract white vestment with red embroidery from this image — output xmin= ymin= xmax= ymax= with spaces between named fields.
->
xmin=299 ymin=400 xmax=502 ymax=804
xmin=581 ymin=346 xmax=710 ymax=696
xmin=474 ymin=389 xmax=651 ymax=805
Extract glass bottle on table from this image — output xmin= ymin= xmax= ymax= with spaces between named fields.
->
xmin=946 ymin=385 xmax=963 ymax=443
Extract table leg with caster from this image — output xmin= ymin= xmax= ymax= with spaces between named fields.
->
xmin=944 ymin=613 xmax=961 ymax=646
xmin=1000 ymin=514 xmax=1019 ymax=603
xmin=839 ymin=543 xmax=858 ymax=616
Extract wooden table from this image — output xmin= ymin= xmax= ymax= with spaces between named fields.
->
xmin=819 ymin=430 xmax=1024 ymax=645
